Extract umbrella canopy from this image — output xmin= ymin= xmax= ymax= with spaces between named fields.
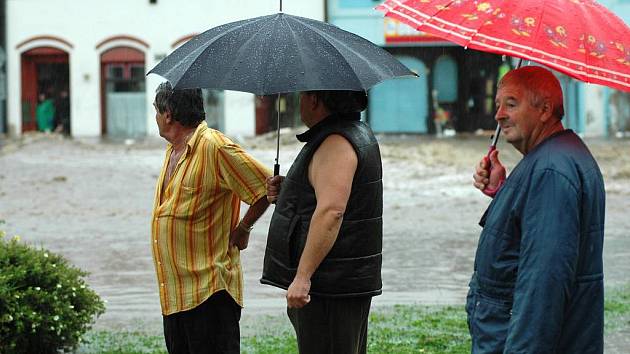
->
xmin=148 ymin=12 xmax=416 ymax=95
xmin=377 ymin=0 xmax=630 ymax=92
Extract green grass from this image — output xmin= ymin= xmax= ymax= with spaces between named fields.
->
xmin=77 ymin=330 xmax=165 ymax=354
xmin=367 ymin=305 xmax=470 ymax=354
xmin=605 ymin=284 xmax=630 ymax=332
xmin=77 ymin=285 xmax=630 ymax=354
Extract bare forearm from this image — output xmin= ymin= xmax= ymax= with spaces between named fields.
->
xmin=295 ymin=207 xmax=343 ymax=280
xmin=241 ymin=196 xmax=270 ymax=227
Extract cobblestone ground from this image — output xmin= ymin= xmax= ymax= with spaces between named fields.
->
xmin=1 ymin=132 xmax=629 ymax=351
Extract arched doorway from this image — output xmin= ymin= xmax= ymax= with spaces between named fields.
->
xmin=20 ymin=47 xmax=70 ymax=133
xmin=432 ymin=55 xmax=458 ymax=134
xmin=368 ymin=56 xmax=428 ymax=133
xmin=100 ymin=47 xmax=146 ymax=138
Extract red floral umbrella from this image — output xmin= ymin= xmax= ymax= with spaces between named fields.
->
xmin=377 ymin=0 xmax=630 ymax=92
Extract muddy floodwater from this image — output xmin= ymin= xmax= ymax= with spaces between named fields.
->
xmin=1 ymin=132 xmax=629 ymax=338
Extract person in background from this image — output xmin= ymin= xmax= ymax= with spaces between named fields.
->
xmin=54 ymin=89 xmax=70 ymax=135
xmin=36 ymin=92 xmax=55 ymax=133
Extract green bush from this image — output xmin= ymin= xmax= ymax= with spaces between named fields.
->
xmin=0 ymin=228 xmax=106 ymax=353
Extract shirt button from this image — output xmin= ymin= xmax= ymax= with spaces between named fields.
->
xmin=154 ymin=240 xmax=158 ymax=243
xmin=158 ymin=261 xmax=161 ymax=265
xmin=160 ymin=283 xmax=165 ymax=287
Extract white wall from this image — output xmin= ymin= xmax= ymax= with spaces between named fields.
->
xmin=7 ymin=0 xmax=325 ymax=137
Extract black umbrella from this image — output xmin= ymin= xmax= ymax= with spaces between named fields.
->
xmin=149 ymin=12 xmax=416 ymax=174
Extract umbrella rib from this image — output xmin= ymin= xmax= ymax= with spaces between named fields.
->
xmin=577 ymin=0 xmax=592 ymax=83
xmin=291 ymin=18 xmax=366 ymax=90
xmin=531 ymin=0 xmax=550 ymax=66
xmin=169 ymin=16 xmax=272 ymax=90
xmin=227 ymin=16 xmax=287 ymax=94
xmin=289 ymin=18 xmax=377 ymax=90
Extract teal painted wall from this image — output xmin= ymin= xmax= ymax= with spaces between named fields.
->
xmin=369 ymin=56 xmax=428 ymax=133
xmin=559 ymin=77 xmax=586 ymax=133
xmin=327 ymin=0 xmax=386 ymax=45
xmin=433 ymin=56 xmax=458 ymax=103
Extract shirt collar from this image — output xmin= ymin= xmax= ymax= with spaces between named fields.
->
xmin=166 ymin=121 xmax=207 ymax=152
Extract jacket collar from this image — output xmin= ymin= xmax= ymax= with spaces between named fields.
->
xmin=296 ymin=112 xmax=360 ymax=143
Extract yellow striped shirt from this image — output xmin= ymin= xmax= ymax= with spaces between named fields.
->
xmin=151 ymin=122 xmax=270 ymax=315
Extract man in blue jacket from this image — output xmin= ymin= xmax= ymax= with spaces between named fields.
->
xmin=471 ymin=66 xmax=605 ymax=353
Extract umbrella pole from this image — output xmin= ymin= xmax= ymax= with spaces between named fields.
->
xmin=274 ymin=93 xmax=281 ymax=176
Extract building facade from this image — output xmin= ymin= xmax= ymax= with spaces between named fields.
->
xmin=327 ymin=0 xmax=503 ymax=135
xmin=597 ymin=0 xmax=630 ymax=137
xmin=5 ymin=0 xmax=628 ymax=138
xmin=6 ymin=0 xmax=324 ymax=138
xmin=327 ymin=0 xmax=630 ymax=137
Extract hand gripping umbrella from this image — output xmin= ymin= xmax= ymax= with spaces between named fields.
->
xmin=149 ymin=9 xmax=416 ymax=175
xmin=377 ymin=0 xmax=630 ymax=151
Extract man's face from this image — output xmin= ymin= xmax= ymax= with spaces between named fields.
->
xmin=299 ymin=92 xmax=316 ymax=127
xmin=494 ymin=82 xmax=543 ymax=154
xmin=153 ymin=102 xmax=168 ymax=138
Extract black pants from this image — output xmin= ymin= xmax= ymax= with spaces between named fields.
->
xmin=163 ymin=290 xmax=241 ymax=354
xmin=287 ymin=296 xmax=372 ymax=354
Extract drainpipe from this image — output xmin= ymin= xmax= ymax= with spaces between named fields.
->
xmin=603 ymin=87 xmax=610 ymax=138
xmin=0 ymin=0 xmax=6 ymax=135
xmin=577 ymin=82 xmax=585 ymax=134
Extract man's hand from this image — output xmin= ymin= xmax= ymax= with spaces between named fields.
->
xmin=266 ymin=175 xmax=285 ymax=203
xmin=473 ymin=149 xmax=506 ymax=197
xmin=286 ymin=276 xmax=311 ymax=308
xmin=229 ymin=224 xmax=250 ymax=250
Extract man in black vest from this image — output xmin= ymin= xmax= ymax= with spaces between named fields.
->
xmin=262 ymin=90 xmax=383 ymax=354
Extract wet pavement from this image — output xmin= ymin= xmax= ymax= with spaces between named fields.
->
xmin=1 ymin=132 xmax=629 ymax=350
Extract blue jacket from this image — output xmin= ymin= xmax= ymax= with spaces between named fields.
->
xmin=467 ymin=130 xmax=605 ymax=353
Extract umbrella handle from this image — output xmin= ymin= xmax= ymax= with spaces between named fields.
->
xmin=274 ymin=93 xmax=281 ymax=177
xmin=487 ymin=124 xmax=501 ymax=159
xmin=487 ymin=144 xmax=496 ymax=157
xmin=270 ymin=163 xmax=281 ymax=205
xmin=271 ymin=93 xmax=281 ymax=204
xmin=483 ymin=124 xmax=503 ymax=197
xmin=486 ymin=125 xmax=501 ymax=168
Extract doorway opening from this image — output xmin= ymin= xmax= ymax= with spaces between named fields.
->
xmin=21 ymin=47 xmax=70 ymax=134
xmin=100 ymin=47 xmax=146 ymax=139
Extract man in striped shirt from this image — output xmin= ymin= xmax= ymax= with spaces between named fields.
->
xmin=151 ymin=82 xmax=271 ymax=354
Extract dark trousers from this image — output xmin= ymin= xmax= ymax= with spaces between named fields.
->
xmin=163 ymin=290 xmax=241 ymax=354
xmin=287 ymin=296 xmax=372 ymax=354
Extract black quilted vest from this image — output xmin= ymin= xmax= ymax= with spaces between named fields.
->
xmin=261 ymin=113 xmax=383 ymax=297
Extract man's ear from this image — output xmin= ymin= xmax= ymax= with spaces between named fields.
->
xmin=164 ymin=110 xmax=173 ymax=124
xmin=540 ymin=99 xmax=554 ymax=123
xmin=305 ymin=93 xmax=320 ymax=111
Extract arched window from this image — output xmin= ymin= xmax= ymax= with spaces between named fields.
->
xmin=432 ymin=55 xmax=458 ymax=103
xmin=100 ymin=46 xmax=146 ymax=138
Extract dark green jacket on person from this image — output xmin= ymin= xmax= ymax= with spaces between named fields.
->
xmin=36 ymin=99 xmax=55 ymax=132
